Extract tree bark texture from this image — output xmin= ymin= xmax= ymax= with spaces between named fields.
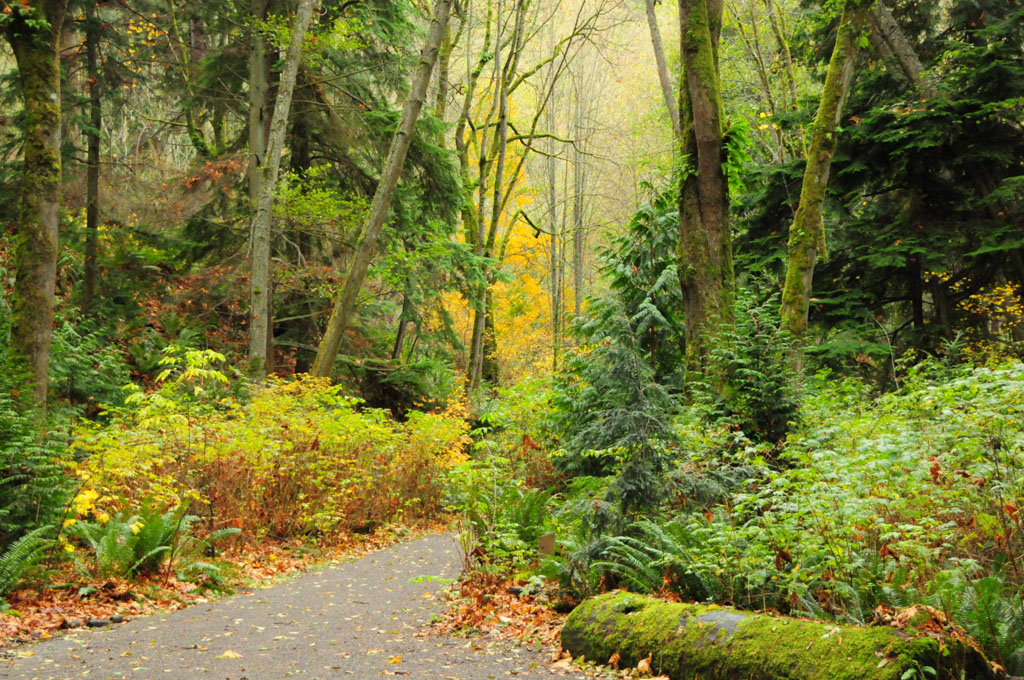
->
xmin=248 ymin=0 xmax=318 ymax=377
xmin=5 ymin=0 xmax=69 ymax=411
xmin=435 ymin=23 xmax=453 ymax=122
xmin=780 ymin=0 xmax=870 ymax=337
xmin=562 ymin=591 xmax=996 ymax=680
xmin=83 ymin=2 xmax=101 ymax=317
xmin=248 ymin=0 xmax=273 ymax=210
xmin=676 ymin=0 xmax=734 ymax=371
xmin=869 ymin=2 xmax=935 ymax=98
xmin=311 ymin=0 xmax=453 ymax=377
xmin=644 ymin=0 xmax=681 ymax=140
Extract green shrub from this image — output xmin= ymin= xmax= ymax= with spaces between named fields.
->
xmin=552 ymin=305 xmax=678 ymax=511
xmin=550 ymin=179 xmax=684 ymax=497
xmin=445 ymin=455 xmax=556 ymax=573
xmin=48 ymin=317 xmax=131 ymax=417
xmin=596 ymin=519 xmax=716 ymax=601
xmin=930 ymin=573 xmax=1024 ymax=673
xmin=472 ymin=377 xmax=559 ymax=488
xmin=699 ymin=292 xmax=800 ymax=447
xmin=0 ymin=526 xmax=54 ymax=602
xmin=67 ymin=501 xmax=240 ymax=580
xmin=0 ymin=339 xmax=70 ymax=553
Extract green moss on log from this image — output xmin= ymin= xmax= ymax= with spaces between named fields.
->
xmin=561 ymin=591 xmax=996 ymax=680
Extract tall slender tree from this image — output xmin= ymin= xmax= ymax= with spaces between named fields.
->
xmin=644 ymin=0 xmax=681 ymax=140
xmin=248 ymin=0 xmax=273 ymax=210
xmin=4 ymin=0 xmax=69 ymax=412
xmin=82 ymin=1 xmax=102 ymax=317
xmin=248 ymin=0 xmax=319 ymax=377
xmin=311 ymin=0 xmax=454 ymax=377
xmin=780 ymin=0 xmax=872 ymax=337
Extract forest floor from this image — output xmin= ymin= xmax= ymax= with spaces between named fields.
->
xmin=0 ymin=533 xmax=590 ymax=680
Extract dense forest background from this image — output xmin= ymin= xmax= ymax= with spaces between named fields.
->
xmin=1 ymin=0 xmax=1023 ymax=675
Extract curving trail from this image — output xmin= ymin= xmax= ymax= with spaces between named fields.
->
xmin=0 ymin=533 xmax=585 ymax=680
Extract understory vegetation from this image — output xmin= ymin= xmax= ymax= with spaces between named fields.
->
xmin=1 ymin=346 xmax=469 ymax=610
xmin=450 ymin=357 xmax=1024 ymax=674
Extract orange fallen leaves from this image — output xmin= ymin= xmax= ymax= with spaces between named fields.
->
xmin=431 ymin=572 xmax=567 ymax=649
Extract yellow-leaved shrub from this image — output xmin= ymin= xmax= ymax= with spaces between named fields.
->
xmin=71 ymin=374 xmax=470 ymax=540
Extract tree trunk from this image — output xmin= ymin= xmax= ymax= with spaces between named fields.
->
xmin=932 ymin=280 xmax=955 ymax=341
xmin=248 ymin=0 xmax=318 ymax=378
xmin=5 ymin=0 xmax=69 ymax=412
xmin=470 ymin=0 xmax=523 ymax=390
xmin=869 ymin=2 xmax=936 ymax=98
xmin=311 ymin=0 xmax=453 ymax=378
xmin=82 ymin=2 xmax=101 ymax=317
xmin=435 ymin=23 xmax=453 ymax=122
xmin=467 ymin=302 xmax=487 ymax=388
xmin=780 ymin=0 xmax=869 ymax=338
xmin=545 ymin=101 xmax=561 ymax=369
xmin=561 ymin=591 xmax=996 ymax=680
xmin=551 ymin=228 xmax=561 ymax=369
xmin=908 ymin=254 xmax=924 ymax=331
xmin=467 ymin=0 xmax=525 ymax=392
xmin=644 ymin=0 xmax=681 ymax=140
xmin=482 ymin=300 xmax=499 ymax=384
xmin=676 ymin=0 xmax=735 ymax=371
xmin=391 ymin=289 xmax=413 ymax=360
xmin=763 ymin=0 xmax=804 ymax=154
xmin=248 ymin=0 xmax=273 ymax=210
xmin=572 ymin=95 xmax=586 ymax=317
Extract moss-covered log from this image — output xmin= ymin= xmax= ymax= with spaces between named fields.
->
xmin=561 ymin=591 xmax=997 ymax=680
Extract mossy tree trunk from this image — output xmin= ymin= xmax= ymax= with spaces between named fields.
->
xmin=5 ymin=0 xmax=69 ymax=413
xmin=779 ymin=0 xmax=870 ymax=338
xmin=677 ymin=0 xmax=735 ymax=372
xmin=311 ymin=0 xmax=453 ymax=377
xmin=562 ymin=591 xmax=997 ymax=680
xmin=248 ymin=0 xmax=318 ymax=378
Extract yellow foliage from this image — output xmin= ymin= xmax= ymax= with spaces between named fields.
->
xmin=71 ymin=375 xmax=471 ymax=539
xmin=929 ymin=273 xmax=1024 ymax=363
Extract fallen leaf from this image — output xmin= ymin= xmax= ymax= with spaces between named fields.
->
xmin=549 ymin=658 xmax=574 ymax=671
xmin=217 ymin=649 xmax=242 ymax=659
xmin=389 ymin=656 xmax=402 ymax=664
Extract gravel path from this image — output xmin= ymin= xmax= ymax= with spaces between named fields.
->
xmin=0 ymin=533 xmax=585 ymax=680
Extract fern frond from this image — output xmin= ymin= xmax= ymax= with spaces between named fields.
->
xmin=0 ymin=525 xmax=53 ymax=596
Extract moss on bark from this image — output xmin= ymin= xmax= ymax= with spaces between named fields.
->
xmin=5 ymin=0 xmax=68 ymax=411
xmin=779 ymin=0 xmax=871 ymax=338
xmin=561 ymin=591 xmax=997 ymax=680
xmin=676 ymin=0 xmax=735 ymax=373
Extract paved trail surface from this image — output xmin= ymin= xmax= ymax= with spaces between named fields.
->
xmin=0 ymin=534 xmax=584 ymax=680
